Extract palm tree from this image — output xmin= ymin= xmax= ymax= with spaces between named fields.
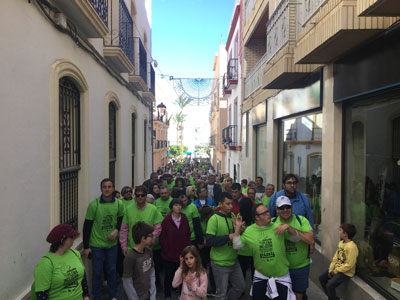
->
xmin=173 ymin=111 xmax=186 ymax=145
xmin=173 ymin=96 xmax=191 ymax=111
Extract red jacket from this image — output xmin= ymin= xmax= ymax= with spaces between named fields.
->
xmin=159 ymin=213 xmax=191 ymax=262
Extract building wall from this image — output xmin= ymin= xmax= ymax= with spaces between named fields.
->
xmin=0 ymin=1 xmax=152 ymax=298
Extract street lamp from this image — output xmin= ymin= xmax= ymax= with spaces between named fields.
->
xmin=157 ymin=102 xmax=166 ymax=121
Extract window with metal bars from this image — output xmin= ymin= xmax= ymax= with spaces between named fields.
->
xmin=109 ymin=102 xmax=117 ymax=185
xmin=59 ymin=77 xmax=81 ymax=230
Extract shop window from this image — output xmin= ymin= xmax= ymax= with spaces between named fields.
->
xmin=344 ymin=97 xmax=400 ymax=299
xmin=256 ymin=124 xmax=267 ymax=182
xmin=279 ymin=112 xmax=322 ymax=241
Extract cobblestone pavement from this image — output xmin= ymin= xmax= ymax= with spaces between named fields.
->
xmin=101 ymin=273 xmax=328 ymax=300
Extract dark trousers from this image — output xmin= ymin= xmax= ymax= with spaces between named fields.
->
xmin=252 ymin=280 xmax=288 ymax=300
xmin=153 ymin=249 xmax=163 ymax=286
xmin=163 ymin=260 xmax=180 ymax=298
xmin=116 ymin=240 xmax=125 ymax=277
xmin=199 ymin=245 xmax=216 ymax=292
xmin=319 ymin=270 xmax=349 ymax=300
xmin=238 ymin=255 xmax=254 ymax=281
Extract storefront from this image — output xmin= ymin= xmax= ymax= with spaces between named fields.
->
xmin=335 ymin=26 xmax=400 ymax=299
xmin=273 ymin=71 xmax=323 ymax=240
xmin=252 ymin=102 xmax=267 ymax=182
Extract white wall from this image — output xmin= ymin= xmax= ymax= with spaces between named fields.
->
xmin=0 ymin=1 xmax=151 ymax=298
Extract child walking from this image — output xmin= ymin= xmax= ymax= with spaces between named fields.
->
xmin=122 ymin=221 xmax=156 ymax=300
xmin=319 ymin=223 xmax=359 ymax=300
xmin=172 ymin=245 xmax=208 ymax=300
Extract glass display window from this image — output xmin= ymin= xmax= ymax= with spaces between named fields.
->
xmin=344 ymin=96 xmax=400 ymax=299
xmin=278 ymin=112 xmax=322 ymax=241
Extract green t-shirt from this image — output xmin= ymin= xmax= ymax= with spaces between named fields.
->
xmin=263 ymin=195 xmax=271 ymax=207
xmin=182 ymin=203 xmax=200 ymax=241
xmin=154 ymin=196 xmax=173 ymax=218
xmin=240 ymin=223 xmax=289 ymax=277
xmin=121 ymin=198 xmax=134 ymax=212
xmin=164 ymin=180 xmax=175 ymax=191
xmin=242 ymin=187 xmax=248 ymax=195
xmin=85 ymin=197 xmax=124 ymax=247
xmin=33 ymin=249 xmax=84 ymax=300
xmin=206 ymin=213 xmax=237 ymax=266
xmin=123 ymin=202 xmax=163 ymax=248
xmin=274 ymin=215 xmax=312 ymax=269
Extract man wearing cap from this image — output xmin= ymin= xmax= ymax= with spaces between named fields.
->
xmin=273 ymin=196 xmax=314 ymax=300
xmin=83 ymin=178 xmax=124 ymax=300
xmin=233 ymin=204 xmax=297 ymax=300
xmin=268 ymin=174 xmax=314 ymax=242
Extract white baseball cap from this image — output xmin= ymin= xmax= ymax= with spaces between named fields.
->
xmin=276 ymin=196 xmax=292 ymax=208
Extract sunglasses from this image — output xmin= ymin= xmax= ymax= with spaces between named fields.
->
xmin=278 ymin=205 xmax=292 ymax=210
xmin=135 ymin=194 xmax=146 ymax=197
xmin=124 ymin=190 xmax=132 ymax=193
xmin=256 ymin=210 xmax=269 ymax=216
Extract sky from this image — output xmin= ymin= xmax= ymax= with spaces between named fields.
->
xmin=152 ymin=0 xmax=236 ymax=150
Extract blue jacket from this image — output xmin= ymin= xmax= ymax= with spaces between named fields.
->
xmin=193 ymin=198 xmax=216 ymax=208
xmin=268 ymin=189 xmax=315 ymax=229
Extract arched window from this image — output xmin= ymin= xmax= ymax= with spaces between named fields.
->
xmin=109 ymin=102 xmax=117 ymax=184
xmin=59 ymin=77 xmax=80 ymax=229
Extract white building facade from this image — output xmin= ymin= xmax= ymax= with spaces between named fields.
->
xmin=0 ymin=0 xmax=154 ymax=298
xmin=223 ymin=0 xmax=243 ymax=182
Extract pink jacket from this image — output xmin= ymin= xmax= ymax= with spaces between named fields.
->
xmin=172 ymin=268 xmax=208 ymax=300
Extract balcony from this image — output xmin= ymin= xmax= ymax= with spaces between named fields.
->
xmin=103 ymin=0 xmax=134 ymax=73
xmin=263 ymin=0 xmax=318 ymax=89
xmin=222 ymin=73 xmax=232 ymax=96
xmin=52 ymin=0 xmax=109 ymax=38
xmin=226 ymin=58 xmax=238 ymax=89
xmin=294 ymin=0 xmax=399 ymax=64
xmin=222 ymin=125 xmax=241 ymax=151
xmin=245 ymin=52 xmax=268 ymax=98
xmin=285 ymin=128 xmax=297 ymax=141
xmin=245 ymin=0 xmax=257 ymax=24
xmin=358 ymin=0 xmax=400 ymax=16
xmin=209 ymin=135 xmax=217 ymax=147
xmin=128 ymin=37 xmax=148 ymax=92
xmin=142 ymin=65 xmax=156 ymax=103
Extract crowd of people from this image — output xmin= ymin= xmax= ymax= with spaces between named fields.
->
xmin=32 ymin=159 xmax=358 ymax=300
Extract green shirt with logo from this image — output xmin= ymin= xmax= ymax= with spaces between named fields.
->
xmin=240 ymin=223 xmax=289 ymax=278
xmin=154 ymin=196 xmax=173 ymax=218
xmin=274 ymin=214 xmax=312 ymax=269
xmin=181 ymin=203 xmax=200 ymax=241
xmin=33 ymin=249 xmax=84 ymax=300
xmin=206 ymin=213 xmax=237 ymax=266
xmin=85 ymin=197 xmax=124 ymax=248
xmin=263 ymin=195 xmax=271 ymax=207
xmin=123 ymin=202 xmax=163 ymax=248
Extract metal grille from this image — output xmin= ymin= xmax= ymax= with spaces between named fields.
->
xmin=139 ymin=38 xmax=147 ymax=84
xmin=89 ymin=0 xmax=108 ymax=25
xmin=59 ymin=77 xmax=80 ymax=229
xmin=109 ymin=102 xmax=117 ymax=184
xmin=150 ymin=65 xmax=155 ymax=94
xmin=119 ymin=0 xmax=134 ymax=64
xmin=132 ymin=113 xmax=136 ymax=186
xmin=228 ymin=58 xmax=238 ymax=80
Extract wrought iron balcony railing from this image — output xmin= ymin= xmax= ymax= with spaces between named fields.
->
xmin=118 ymin=0 xmax=134 ymax=64
xmin=222 ymin=125 xmax=238 ymax=146
xmin=209 ymin=135 xmax=217 ymax=147
xmin=149 ymin=64 xmax=155 ymax=94
xmin=135 ymin=37 xmax=148 ymax=84
xmin=266 ymin=0 xmax=290 ymax=63
xmin=228 ymin=58 xmax=238 ymax=81
xmin=90 ymin=0 xmax=108 ymax=25
xmin=286 ymin=128 xmax=297 ymax=141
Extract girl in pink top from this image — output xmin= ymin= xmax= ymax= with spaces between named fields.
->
xmin=172 ymin=246 xmax=208 ymax=300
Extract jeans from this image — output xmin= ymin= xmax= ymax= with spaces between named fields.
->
xmin=252 ymin=280 xmax=288 ymax=300
xmin=211 ymin=260 xmax=245 ymax=300
xmin=92 ymin=245 xmax=118 ymax=300
xmin=319 ymin=270 xmax=349 ymax=300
